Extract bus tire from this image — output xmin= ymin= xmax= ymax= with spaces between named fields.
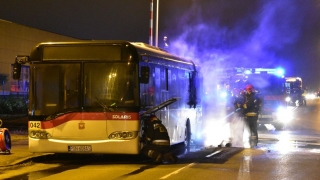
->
xmin=184 ymin=119 xmax=191 ymax=148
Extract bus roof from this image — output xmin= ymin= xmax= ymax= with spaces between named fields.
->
xmin=29 ymin=40 xmax=195 ymax=67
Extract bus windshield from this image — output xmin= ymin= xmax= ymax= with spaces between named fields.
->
xmin=30 ymin=62 xmax=138 ymax=116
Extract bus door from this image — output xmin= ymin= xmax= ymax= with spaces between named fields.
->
xmin=141 ymin=98 xmax=178 ymax=135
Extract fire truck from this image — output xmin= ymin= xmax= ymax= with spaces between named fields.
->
xmin=215 ymin=67 xmax=295 ymax=130
xmin=285 ymin=77 xmax=303 ymax=106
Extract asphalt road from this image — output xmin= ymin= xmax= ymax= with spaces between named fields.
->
xmin=1 ymin=99 xmax=320 ymax=179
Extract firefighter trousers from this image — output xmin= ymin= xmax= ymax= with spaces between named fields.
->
xmin=141 ymin=144 xmax=170 ymax=162
xmin=244 ymin=116 xmax=258 ymax=147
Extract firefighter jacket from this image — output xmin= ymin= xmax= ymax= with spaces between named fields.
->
xmin=243 ymin=92 xmax=261 ymax=116
xmin=145 ymin=120 xmax=170 ymax=146
xmin=232 ymin=94 xmax=246 ymax=109
xmin=232 ymin=94 xmax=246 ymax=115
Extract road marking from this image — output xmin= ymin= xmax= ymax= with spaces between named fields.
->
xmin=205 ymin=150 xmax=222 ymax=157
xmin=237 ymin=155 xmax=252 ymax=179
xmin=159 ymin=163 xmax=195 ymax=179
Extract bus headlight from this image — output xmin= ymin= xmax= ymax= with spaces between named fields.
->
xmin=29 ymin=130 xmax=52 ymax=139
xmin=108 ymin=131 xmax=138 ymax=140
xmin=285 ymin=97 xmax=291 ymax=102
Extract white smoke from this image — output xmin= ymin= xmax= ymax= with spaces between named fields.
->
xmin=164 ymin=0 xmax=311 ymax=147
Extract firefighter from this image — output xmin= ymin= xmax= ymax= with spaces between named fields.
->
xmin=228 ymin=88 xmax=246 ymax=147
xmin=242 ymin=84 xmax=261 ymax=148
xmin=141 ymin=115 xmax=178 ymax=164
xmin=301 ymin=87 xmax=308 ymax=106
xmin=232 ymin=88 xmax=246 ymax=114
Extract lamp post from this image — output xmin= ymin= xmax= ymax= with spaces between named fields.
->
xmin=155 ymin=0 xmax=159 ymax=47
xmin=149 ymin=0 xmax=153 ymax=46
xmin=150 ymin=0 xmax=160 ymax=47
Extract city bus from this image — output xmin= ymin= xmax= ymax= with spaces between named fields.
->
xmin=12 ymin=40 xmax=202 ymax=154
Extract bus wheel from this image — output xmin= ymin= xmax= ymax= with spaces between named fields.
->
xmin=184 ymin=119 xmax=191 ymax=148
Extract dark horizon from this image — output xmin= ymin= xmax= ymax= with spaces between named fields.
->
xmin=1 ymin=0 xmax=319 ymax=91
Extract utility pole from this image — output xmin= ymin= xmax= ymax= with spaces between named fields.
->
xmin=149 ymin=0 xmax=153 ymax=46
xmin=155 ymin=0 xmax=159 ymax=47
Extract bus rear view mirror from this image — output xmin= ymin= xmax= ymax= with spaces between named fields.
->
xmin=13 ymin=62 xmax=21 ymax=80
xmin=16 ymin=56 xmax=29 ymax=64
xmin=13 ymin=55 xmax=29 ymax=80
xmin=140 ymin=66 xmax=150 ymax=84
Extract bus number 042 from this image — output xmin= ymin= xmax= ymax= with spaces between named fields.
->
xmin=29 ymin=122 xmax=41 ymax=129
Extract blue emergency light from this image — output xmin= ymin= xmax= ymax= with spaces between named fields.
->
xmin=275 ymin=68 xmax=285 ymax=77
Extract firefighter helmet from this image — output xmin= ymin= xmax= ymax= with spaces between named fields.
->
xmin=149 ymin=115 xmax=159 ymax=121
xmin=245 ymin=84 xmax=254 ymax=91
xmin=147 ymin=115 xmax=159 ymax=124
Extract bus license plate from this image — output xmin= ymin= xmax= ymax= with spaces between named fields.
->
xmin=68 ymin=145 xmax=92 ymax=152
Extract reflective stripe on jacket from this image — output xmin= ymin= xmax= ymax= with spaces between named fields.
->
xmin=151 ymin=140 xmax=170 ymax=146
xmin=146 ymin=120 xmax=170 ymax=145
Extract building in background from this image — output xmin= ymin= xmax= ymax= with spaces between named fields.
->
xmin=0 ymin=19 xmax=77 ymax=96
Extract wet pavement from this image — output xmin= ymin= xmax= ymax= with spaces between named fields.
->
xmin=0 ymin=137 xmax=238 ymax=169
xmin=0 ymin=140 xmax=48 ymax=168
xmin=0 ymin=116 xmax=37 ymax=168
xmin=2 ymin=134 xmax=320 ymax=168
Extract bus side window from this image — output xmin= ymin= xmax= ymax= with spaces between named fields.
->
xmin=169 ymin=68 xmax=178 ymax=109
xmin=177 ymin=69 xmax=189 ymax=108
xmin=155 ymin=67 xmax=161 ymax=105
xmin=188 ymin=71 xmax=197 ymax=108
xmin=140 ymin=66 xmax=155 ymax=107
xmin=140 ymin=66 xmax=150 ymax=84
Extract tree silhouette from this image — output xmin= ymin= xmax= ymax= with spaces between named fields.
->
xmin=0 ymin=73 xmax=8 ymax=85
xmin=0 ymin=73 xmax=8 ymax=95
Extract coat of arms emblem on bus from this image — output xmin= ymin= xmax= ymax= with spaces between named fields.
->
xmin=79 ymin=122 xmax=85 ymax=130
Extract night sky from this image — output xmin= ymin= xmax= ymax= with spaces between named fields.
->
xmin=1 ymin=0 xmax=320 ymax=91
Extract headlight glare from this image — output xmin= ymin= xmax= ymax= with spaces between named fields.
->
xmin=276 ymin=106 xmax=293 ymax=123
xmin=285 ymin=97 xmax=291 ymax=102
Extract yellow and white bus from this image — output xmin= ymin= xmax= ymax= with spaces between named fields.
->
xmin=13 ymin=40 xmax=202 ymax=154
